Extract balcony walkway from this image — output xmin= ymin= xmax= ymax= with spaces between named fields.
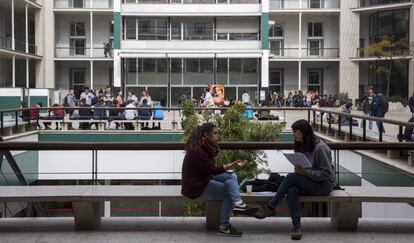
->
xmin=0 ymin=217 xmax=413 ymax=242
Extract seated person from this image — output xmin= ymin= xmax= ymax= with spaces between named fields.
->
xmin=43 ymin=104 xmax=65 ymax=130
xmin=181 ymin=123 xmax=257 ymax=237
xmin=138 ymin=98 xmax=152 ymax=129
xmin=242 ymin=103 xmax=254 ymax=120
xmin=92 ymin=98 xmax=106 ymax=130
xmin=255 ymin=119 xmax=335 ymax=240
xmin=398 ymin=116 xmax=414 ymax=142
xmin=124 ymin=100 xmax=137 ymax=130
xmin=152 ymin=101 xmax=164 ymax=130
xmin=78 ymin=98 xmax=92 ymax=130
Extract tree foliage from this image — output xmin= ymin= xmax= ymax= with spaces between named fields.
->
xmin=181 ymin=102 xmax=284 ymax=216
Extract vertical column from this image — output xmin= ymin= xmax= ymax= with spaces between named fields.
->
xmin=25 ymin=4 xmax=29 ymax=53
xmin=90 ymin=12 xmax=94 ymax=57
xmin=298 ymin=61 xmax=302 ymax=90
xmin=91 ymin=61 xmax=94 ymax=89
xmin=339 ymin=0 xmax=359 ymax=100
xmin=11 ymin=0 xmax=15 ymax=50
xmin=113 ymin=0 xmax=122 ymax=87
xmin=261 ymin=1 xmax=269 ymax=88
xmin=409 ymin=4 xmax=414 ymax=97
xmin=299 ymin=12 xmax=302 ymax=58
xmin=26 ymin=59 xmax=30 ymax=88
xmin=12 ymin=56 xmax=16 ymax=87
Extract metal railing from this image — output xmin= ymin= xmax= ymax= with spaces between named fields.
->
xmin=0 ymin=36 xmax=37 ymax=55
xmin=54 ymin=0 xmax=113 ymax=9
xmin=2 ymin=107 xmax=414 ymax=143
xmin=269 ymin=0 xmax=340 ymax=10
xmin=358 ymin=0 xmax=412 ymax=8
xmin=355 ymin=47 xmax=410 ymax=58
xmin=270 ymin=48 xmax=339 ymax=58
xmin=122 ymin=0 xmax=260 ymax=4
xmin=54 ymin=47 xmax=113 ymax=58
xmin=125 ymin=27 xmax=260 ymax=41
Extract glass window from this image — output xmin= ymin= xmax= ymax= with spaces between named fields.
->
xmin=225 ymin=87 xmax=237 ymax=102
xmin=394 ymin=9 xmax=409 ymax=35
xmin=216 ymin=59 xmax=228 ymax=84
xmin=184 ymin=59 xmax=214 ymax=85
xmin=138 ymin=59 xmax=168 ymax=85
xmin=308 ymin=22 xmax=323 ymax=37
xmin=269 ymin=24 xmax=283 ymax=38
xmin=126 ymin=58 xmax=137 ymax=85
xmin=309 ymin=0 xmax=321 ymax=8
xmin=146 ymin=87 xmax=168 ymax=107
xmin=171 ymin=59 xmax=182 ymax=85
xmin=378 ymin=11 xmax=393 ymax=36
xmin=308 ymin=69 xmax=323 ymax=93
xmin=171 ymin=87 xmax=191 ymax=106
xmin=125 ymin=18 xmax=136 ymax=40
xmin=229 ymin=59 xmax=258 ymax=85
xmin=70 ymin=23 xmax=85 ymax=36
xmin=171 ymin=22 xmax=181 ymax=40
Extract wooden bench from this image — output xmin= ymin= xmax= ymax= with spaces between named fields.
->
xmin=1 ymin=122 xmax=29 ymax=136
xmin=1 ymin=185 xmax=413 ymax=231
xmin=109 ymin=119 xmax=178 ymax=131
xmin=64 ymin=119 xmax=108 ymax=131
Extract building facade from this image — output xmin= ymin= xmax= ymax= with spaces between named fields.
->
xmin=0 ymin=0 xmax=413 ymax=105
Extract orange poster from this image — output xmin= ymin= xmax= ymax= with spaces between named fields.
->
xmin=210 ymin=84 xmax=225 ymax=105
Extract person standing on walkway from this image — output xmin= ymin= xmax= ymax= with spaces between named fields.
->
xmin=360 ymin=88 xmax=373 ymax=130
xmin=254 ymin=119 xmax=335 ymax=240
xmin=242 ymin=90 xmax=250 ymax=105
xmin=371 ymin=89 xmax=388 ymax=135
xmin=408 ymin=92 xmax=414 ymax=117
xmin=181 ymin=123 xmax=256 ymax=237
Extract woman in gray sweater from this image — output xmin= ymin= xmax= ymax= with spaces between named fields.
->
xmin=254 ymin=119 xmax=336 ymax=240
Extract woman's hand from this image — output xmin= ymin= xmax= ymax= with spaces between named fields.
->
xmin=294 ymin=165 xmax=305 ymax=175
xmin=223 ymin=160 xmax=247 ymax=170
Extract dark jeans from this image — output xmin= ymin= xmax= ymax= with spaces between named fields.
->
xmin=268 ymin=173 xmax=331 ymax=228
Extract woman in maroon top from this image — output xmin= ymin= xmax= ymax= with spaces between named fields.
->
xmin=181 ymin=123 xmax=256 ymax=237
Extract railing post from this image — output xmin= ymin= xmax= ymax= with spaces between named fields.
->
xmin=307 ymin=109 xmax=310 ymax=122
xmin=363 ymin=119 xmax=366 ymax=141
xmin=15 ymin=111 xmax=18 ymax=131
xmin=398 ymin=125 xmax=403 ymax=142
xmin=349 ymin=118 xmax=352 ymax=141
xmin=338 ymin=116 xmax=341 ymax=137
xmin=379 ymin=123 xmax=383 ymax=142
xmin=1 ymin=112 xmax=3 ymax=136
xmin=320 ymin=111 xmax=323 ymax=129
xmin=328 ymin=113 xmax=332 ymax=134
xmin=312 ymin=110 xmax=316 ymax=126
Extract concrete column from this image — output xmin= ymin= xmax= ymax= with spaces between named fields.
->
xmin=298 ymin=61 xmax=302 ymax=90
xmin=12 ymin=55 xmax=16 ymax=87
xmin=299 ymin=12 xmax=302 ymax=59
xmin=90 ymin=12 xmax=93 ymax=58
xmin=72 ymin=201 xmax=102 ymax=230
xmin=26 ymin=58 xmax=29 ymax=88
xmin=330 ymin=201 xmax=361 ymax=231
xmin=25 ymin=4 xmax=29 ymax=53
xmin=261 ymin=51 xmax=269 ymax=88
xmin=339 ymin=0 xmax=359 ymax=100
xmin=11 ymin=0 xmax=15 ymax=50
xmin=90 ymin=60 xmax=94 ymax=89
xmin=206 ymin=201 xmax=220 ymax=230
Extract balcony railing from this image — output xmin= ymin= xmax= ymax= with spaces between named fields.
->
xmin=54 ymin=0 xmax=113 ymax=9
xmin=355 ymin=47 xmax=410 ymax=58
xmin=122 ymin=0 xmax=260 ymax=4
xmin=125 ymin=28 xmax=260 ymax=41
xmin=358 ymin=0 xmax=412 ymax=8
xmin=0 ymin=36 xmax=38 ymax=55
xmin=269 ymin=0 xmax=340 ymax=10
xmin=55 ymin=47 xmax=113 ymax=58
xmin=270 ymin=48 xmax=339 ymax=58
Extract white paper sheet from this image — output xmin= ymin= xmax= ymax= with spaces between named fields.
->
xmin=283 ymin=153 xmax=312 ymax=168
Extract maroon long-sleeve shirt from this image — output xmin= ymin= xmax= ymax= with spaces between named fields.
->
xmin=181 ymin=147 xmax=225 ymax=199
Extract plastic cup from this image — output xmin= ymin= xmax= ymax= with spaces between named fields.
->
xmin=246 ymin=185 xmax=253 ymax=193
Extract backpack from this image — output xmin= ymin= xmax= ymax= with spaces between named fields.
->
xmin=242 ymin=173 xmax=285 ymax=192
xmin=380 ymin=95 xmax=389 ymax=114
xmin=63 ymin=96 xmax=69 ymax=107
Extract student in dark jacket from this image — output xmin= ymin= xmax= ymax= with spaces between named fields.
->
xmin=408 ymin=92 xmax=414 ymax=117
xmin=78 ymin=98 xmax=92 ymax=129
xmin=181 ymin=123 xmax=256 ymax=237
xmin=138 ymin=98 xmax=152 ymax=129
xmin=371 ymin=89 xmax=386 ymax=134
xmin=255 ymin=119 xmax=335 ymax=240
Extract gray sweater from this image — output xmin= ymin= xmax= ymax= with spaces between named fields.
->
xmin=303 ymin=139 xmax=336 ymax=191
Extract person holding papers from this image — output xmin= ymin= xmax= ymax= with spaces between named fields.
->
xmin=254 ymin=119 xmax=336 ymax=240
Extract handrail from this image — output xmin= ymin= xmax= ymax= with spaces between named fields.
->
xmin=0 ymin=141 xmax=412 ymax=151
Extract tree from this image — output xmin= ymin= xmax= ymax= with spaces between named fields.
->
xmin=182 ymin=102 xmax=284 ymax=216
xmin=365 ymin=36 xmax=409 ymax=97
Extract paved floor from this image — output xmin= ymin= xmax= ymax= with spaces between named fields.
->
xmin=0 ymin=217 xmax=413 ymax=243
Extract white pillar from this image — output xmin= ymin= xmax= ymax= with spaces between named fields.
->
xmin=261 ymin=50 xmax=269 ymax=88
xmin=26 ymin=58 xmax=29 ymax=88
xmin=90 ymin=11 xmax=93 ymax=57
xmin=298 ymin=12 xmax=302 ymax=58
xmin=12 ymin=55 xmax=16 ymax=87
xmin=298 ymin=61 xmax=302 ymax=90
xmin=90 ymin=60 xmax=94 ymax=89
xmin=11 ymin=0 xmax=15 ymax=50
xmin=25 ymin=4 xmax=29 ymax=53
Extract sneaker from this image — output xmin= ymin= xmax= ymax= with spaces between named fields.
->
xmin=291 ymin=226 xmax=302 ymax=240
xmin=232 ymin=202 xmax=258 ymax=215
xmin=217 ymin=224 xmax=242 ymax=237
xmin=254 ymin=204 xmax=276 ymax=219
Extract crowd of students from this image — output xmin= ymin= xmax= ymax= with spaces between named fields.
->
xmin=21 ymin=86 xmax=164 ymax=130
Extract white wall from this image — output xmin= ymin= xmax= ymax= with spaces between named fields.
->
xmin=269 ymin=61 xmax=299 ymax=94
xmin=121 ymin=4 xmax=261 ymax=16
xmin=121 ymin=40 xmax=261 ymax=51
xmin=270 ymin=14 xmax=300 ymax=49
